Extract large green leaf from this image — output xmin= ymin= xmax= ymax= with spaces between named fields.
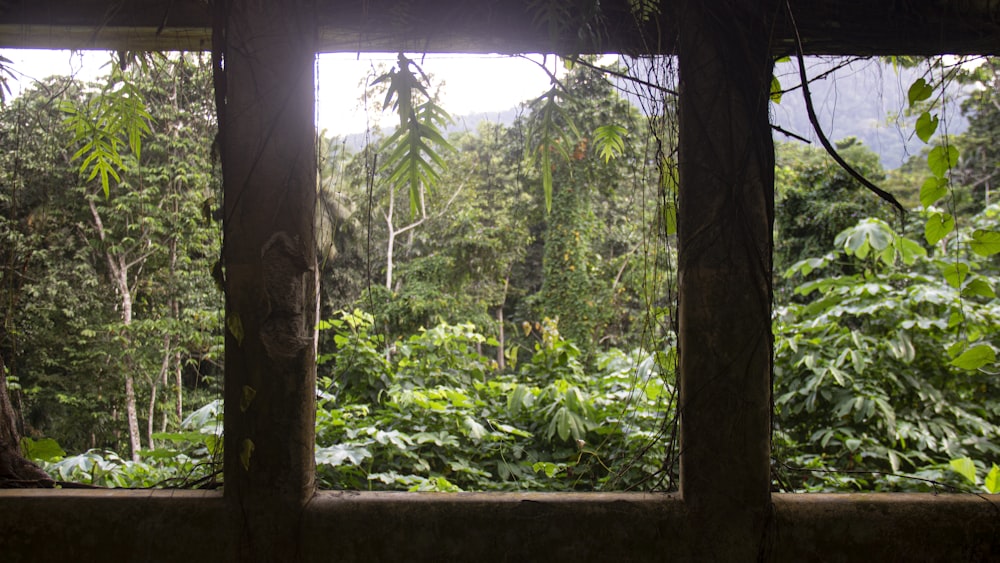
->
xmin=939 ymin=261 xmax=970 ymax=288
xmin=950 ymin=345 xmax=996 ymax=370
xmin=927 ymin=145 xmax=959 ymax=178
xmin=924 ymin=211 xmax=955 ymax=245
xmin=919 ymin=176 xmax=948 ymax=208
xmin=985 ymin=464 xmax=1000 ymax=494
xmin=949 ymin=457 xmax=977 ymax=484
xmin=915 ymin=111 xmax=939 ymax=143
xmin=961 ymin=277 xmax=996 ymax=299
xmin=970 ymin=229 xmax=1000 ymax=256
xmin=836 ymin=219 xmax=893 ymax=259
xmin=316 ymin=444 xmax=372 ymax=467
xmin=21 ymin=437 xmax=66 ymax=462
xmin=907 ymin=78 xmax=933 ymax=107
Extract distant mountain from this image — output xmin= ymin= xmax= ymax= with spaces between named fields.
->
xmin=330 ymin=61 xmax=969 ymax=170
xmin=331 ymin=108 xmax=524 ymax=154
xmin=769 ymin=60 xmax=967 ymax=169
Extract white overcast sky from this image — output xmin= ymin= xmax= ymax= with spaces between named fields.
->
xmin=1 ymin=49 xmax=557 ymax=136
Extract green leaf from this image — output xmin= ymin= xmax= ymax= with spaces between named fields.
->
xmin=770 ymin=75 xmax=782 ymax=103
xmin=837 ymin=218 xmax=894 ymax=258
xmin=463 ymin=417 xmax=488 ymax=441
xmin=919 ymin=177 xmax=948 ymax=208
xmin=939 ymin=261 xmax=969 ymax=288
xmin=593 ymin=124 xmax=627 ymax=163
xmin=907 ymin=78 xmax=933 ymax=107
xmin=896 ymin=237 xmax=927 ymax=266
xmin=961 ymin=278 xmax=996 ymax=299
xmin=240 ymin=385 xmax=256 ymax=413
xmin=315 ymin=444 xmax=371 ymax=466
xmin=915 ymin=111 xmax=938 ymax=143
xmin=950 ymin=345 xmax=995 ymax=370
xmin=377 ymin=54 xmax=455 ymax=218
xmin=924 ymin=212 xmax=955 ymax=246
xmin=970 ymin=229 xmax=1000 ymax=256
xmin=532 ymin=461 xmax=561 ymax=478
xmin=927 ymin=145 xmax=959 ymax=178
xmin=240 ymin=438 xmax=255 ymax=471
xmin=489 ymin=420 xmax=532 ymax=438
xmin=20 ymin=437 xmax=66 ymax=462
xmin=227 ymin=314 xmax=244 ymax=346
xmin=949 ymin=457 xmax=977 ymax=484
xmin=985 ymin=464 xmax=1000 ymax=494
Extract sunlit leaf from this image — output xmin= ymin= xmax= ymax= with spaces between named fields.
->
xmin=315 ymin=444 xmax=371 ymax=467
xmin=924 ymin=212 xmax=955 ymax=245
xmin=985 ymin=464 xmax=1000 ymax=494
xmin=770 ymin=75 xmax=782 ymax=103
xmin=949 ymin=457 xmax=977 ymax=484
xmin=950 ymin=345 xmax=995 ymax=370
xmin=915 ymin=111 xmax=939 ymax=143
xmin=919 ymin=177 xmax=948 ymax=208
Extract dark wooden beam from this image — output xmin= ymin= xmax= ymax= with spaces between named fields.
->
xmin=1 ymin=1 xmax=999 ymax=55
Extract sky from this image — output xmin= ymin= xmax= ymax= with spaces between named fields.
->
xmin=0 ymin=49 xmax=557 ymax=136
xmin=1 ymin=49 xmax=951 ymax=168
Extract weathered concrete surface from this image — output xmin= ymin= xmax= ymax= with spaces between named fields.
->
xmin=676 ymin=1 xmax=775 ymax=559
xmin=1 ymin=490 xmax=997 ymax=562
xmin=301 ymin=491 xmax=691 ymax=562
xmin=772 ymin=494 xmax=1000 ymax=562
xmin=219 ymin=2 xmax=318 ymax=561
xmin=0 ymin=489 xmax=227 ymax=563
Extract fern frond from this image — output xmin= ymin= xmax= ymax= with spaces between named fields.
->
xmin=376 ymin=54 xmax=455 ymax=218
xmin=525 ymin=86 xmax=580 ymax=212
xmin=593 ymin=124 xmax=627 ymax=163
xmin=62 ymin=63 xmax=154 ymax=198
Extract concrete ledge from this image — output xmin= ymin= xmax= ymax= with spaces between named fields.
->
xmin=772 ymin=493 xmax=1000 ymax=562
xmin=1 ymin=490 xmax=997 ymax=562
xmin=0 ymin=489 xmax=227 ymax=563
xmin=303 ymin=491 xmax=690 ymax=561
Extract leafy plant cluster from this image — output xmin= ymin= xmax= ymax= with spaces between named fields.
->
xmin=774 ymin=204 xmax=1000 ymax=492
xmin=23 ymin=399 xmax=221 ymax=488
xmin=314 ymin=310 xmax=675 ymax=491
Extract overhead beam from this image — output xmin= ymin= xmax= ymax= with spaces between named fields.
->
xmin=1 ymin=0 xmax=999 ymax=55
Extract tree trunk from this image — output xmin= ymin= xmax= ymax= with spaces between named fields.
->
xmin=0 ymin=354 xmax=52 ymax=486
xmin=89 ymin=198 xmax=144 ymax=462
xmin=174 ymin=349 xmax=183 ymax=427
xmin=148 ymin=334 xmax=172 ymax=449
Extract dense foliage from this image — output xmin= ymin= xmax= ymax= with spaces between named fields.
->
xmin=2 ymin=54 xmax=997 ymax=494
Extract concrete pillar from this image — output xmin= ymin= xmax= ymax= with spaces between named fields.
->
xmin=219 ymin=1 xmax=318 ymax=560
xmin=676 ymin=1 xmax=776 ymax=558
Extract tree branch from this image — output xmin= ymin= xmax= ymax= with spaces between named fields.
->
xmin=786 ymin=1 xmax=905 ymax=214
